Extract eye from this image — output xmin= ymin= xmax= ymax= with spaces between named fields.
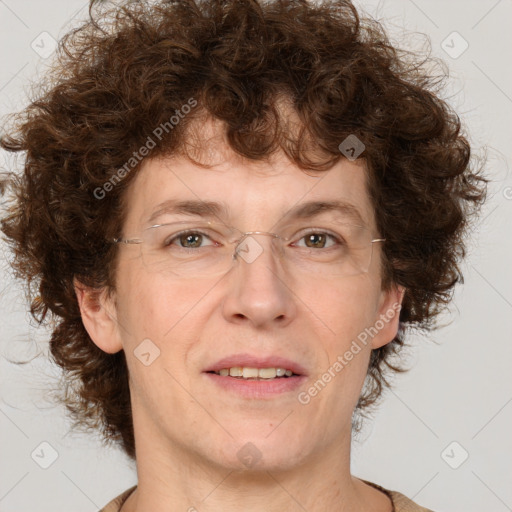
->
xmin=293 ymin=230 xmax=341 ymax=249
xmin=165 ymin=230 xmax=217 ymax=249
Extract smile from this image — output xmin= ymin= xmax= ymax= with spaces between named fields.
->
xmin=211 ymin=367 xmax=296 ymax=379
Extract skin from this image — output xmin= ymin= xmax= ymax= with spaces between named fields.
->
xmin=75 ymin=117 xmax=404 ymax=512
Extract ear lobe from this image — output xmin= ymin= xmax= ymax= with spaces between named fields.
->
xmin=370 ymin=284 xmax=405 ymax=350
xmin=73 ymin=277 xmax=123 ymax=354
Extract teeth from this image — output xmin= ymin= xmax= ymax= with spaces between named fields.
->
xmin=215 ymin=367 xmax=296 ymax=379
xmin=258 ymin=368 xmax=277 ymax=379
xmin=242 ymin=367 xmax=259 ymax=378
xmin=229 ymin=367 xmax=242 ymax=377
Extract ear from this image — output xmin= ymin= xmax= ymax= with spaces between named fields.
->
xmin=370 ymin=284 xmax=405 ymax=350
xmin=73 ymin=277 xmax=123 ymax=354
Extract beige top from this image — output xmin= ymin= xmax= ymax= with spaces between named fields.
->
xmin=98 ymin=480 xmax=435 ymax=511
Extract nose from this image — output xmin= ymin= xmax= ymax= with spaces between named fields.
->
xmin=221 ymin=232 xmax=297 ymax=329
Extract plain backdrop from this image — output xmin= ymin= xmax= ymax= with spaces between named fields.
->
xmin=0 ymin=1 xmax=511 ymax=511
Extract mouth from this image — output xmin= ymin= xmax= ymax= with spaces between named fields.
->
xmin=207 ymin=366 xmax=299 ymax=380
xmin=204 ymin=353 xmax=307 ymax=378
xmin=203 ymin=354 xmax=307 ymax=398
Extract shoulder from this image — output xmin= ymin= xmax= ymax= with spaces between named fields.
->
xmin=361 ymin=479 xmax=437 ymax=512
xmin=389 ymin=490 xmax=437 ymax=512
xmin=98 ymin=485 xmax=137 ymax=512
xmin=99 ymin=481 xmax=436 ymax=512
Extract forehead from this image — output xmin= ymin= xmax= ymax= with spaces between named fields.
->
xmin=121 ymin=122 xmax=375 ymax=233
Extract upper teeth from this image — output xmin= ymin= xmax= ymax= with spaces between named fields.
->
xmin=216 ymin=367 xmax=294 ymax=378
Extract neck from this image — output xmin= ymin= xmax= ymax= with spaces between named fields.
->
xmin=120 ymin=415 xmax=392 ymax=512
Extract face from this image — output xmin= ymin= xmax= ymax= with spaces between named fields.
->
xmin=84 ymin=118 xmax=403 ymax=474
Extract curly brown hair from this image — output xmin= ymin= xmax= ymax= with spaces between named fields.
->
xmin=0 ymin=0 xmax=487 ymax=460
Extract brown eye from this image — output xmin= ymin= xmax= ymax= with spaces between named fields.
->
xmin=177 ymin=233 xmax=204 ymax=248
xmin=304 ymin=233 xmax=328 ymax=249
xmin=295 ymin=231 xmax=339 ymax=249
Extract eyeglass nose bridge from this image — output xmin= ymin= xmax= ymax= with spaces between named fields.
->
xmin=232 ymin=230 xmax=285 ymax=264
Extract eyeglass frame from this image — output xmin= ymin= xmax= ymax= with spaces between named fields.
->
xmin=111 ymin=220 xmax=386 ymax=274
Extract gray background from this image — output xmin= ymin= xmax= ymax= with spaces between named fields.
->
xmin=0 ymin=1 xmax=511 ymax=511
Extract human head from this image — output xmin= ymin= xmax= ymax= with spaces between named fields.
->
xmin=0 ymin=0 xmax=487 ymax=460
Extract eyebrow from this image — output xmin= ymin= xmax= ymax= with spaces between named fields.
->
xmin=147 ymin=199 xmax=230 ymax=224
xmin=146 ymin=199 xmax=366 ymax=226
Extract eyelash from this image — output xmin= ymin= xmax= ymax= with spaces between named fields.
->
xmin=164 ymin=229 xmax=344 ymax=250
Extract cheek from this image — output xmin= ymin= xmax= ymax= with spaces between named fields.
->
xmin=306 ymin=277 xmax=379 ymax=403
xmin=115 ymin=260 xmax=208 ymax=345
xmin=302 ymin=276 xmax=379 ymax=347
xmin=113 ymin=269 xmax=215 ymax=403
xmin=114 ymin=270 xmax=202 ymax=410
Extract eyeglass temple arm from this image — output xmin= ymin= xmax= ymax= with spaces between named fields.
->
xmin=112 ymin=238 xmax=143 ymax=244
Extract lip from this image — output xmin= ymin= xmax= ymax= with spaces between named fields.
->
xmin=204 ymin=353 xmax=308 ymax=376
xmin=204 ymin=372 xmax=307 ymax=399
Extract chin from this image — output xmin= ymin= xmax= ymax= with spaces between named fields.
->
xmin=209 ymin=432 xmax=311 ymax=473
